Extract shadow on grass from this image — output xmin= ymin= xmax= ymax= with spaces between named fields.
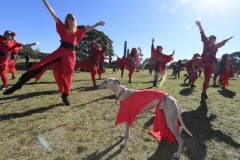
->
xmin=75 ymin=95 xmax=116 ymax=108
xmin=0 ymin=90 xmax=58 ymax=103
xmin=218 ymin=89 xmax=236 ymax=98
xmin=181 ymin=99 xmax=239 ymax=159
xmin=146 ymin=99 xmax=240 ymax=159
xmin=209 ymin=84 xmax=221 ymax=88
xmin=76 ymin=86 xmax=98 ymax=91
xmin=0 ymin=103 xmax=62 ymax=121
xmin=179 ymin=83 xmax=190 ymax=87
xmin=178 ymin=87 xmax=194 ymax=96
xmin=80 ymin=139 xmax=123 ymax=160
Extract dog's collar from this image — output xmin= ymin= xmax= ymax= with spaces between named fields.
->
xmin=115 ymin=89 xmax=124 ymax=103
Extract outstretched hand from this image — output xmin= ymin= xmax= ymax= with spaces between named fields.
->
xmin=152 ymin=38 xmax=155 ymax=44
xmin=171 ymin=50 xmax=175 ymax=56
xmin=35 ymin=42 xmax=40 ymax=45
xmin=97 ymin=21 xmax=105 ymax=26
xmin=229 ymin=36 xmax=234 ymax=40
xmin=195 ymin=21 xmax=201 ymax=27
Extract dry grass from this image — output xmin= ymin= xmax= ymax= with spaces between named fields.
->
xmin=0 ymin=61 xmax=239 ymax=160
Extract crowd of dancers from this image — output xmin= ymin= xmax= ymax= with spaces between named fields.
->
xmin=0 ymin=0 xmax=236 ymax=106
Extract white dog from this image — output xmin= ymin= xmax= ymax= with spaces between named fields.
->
xmin=97 ymin=78 xmax=193 ymax=158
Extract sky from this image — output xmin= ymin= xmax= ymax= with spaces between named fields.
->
xmin=1 ymin=0 xmax=240 ymax=63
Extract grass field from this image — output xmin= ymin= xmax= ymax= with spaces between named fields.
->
xmin=0 ymin=60 xmax=239 ymax=160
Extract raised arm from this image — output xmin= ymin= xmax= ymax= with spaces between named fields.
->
xmin=151 ymin=38 xmax=155 ymax=49
xmin=104 ymin=40 xmax=113 ymax=49
xmin=21 ymin=42 xmax=39 ymax=48
xmin=100 ymin=40 xmax=112 ymax=54
xmin=196 ymin=20 xmax=208 ymax=42
xmin=42 ymin=0 xmax=58 ymax=22
xmin=170 ymin=50 xmax=175 ymax=57
xmin=86 ymin=21 xmax=105 ymax=32
xmin=195 ymin=21 xmax=203 ymax=32
xmin=217 ymin=36 xmax=234 ymax=48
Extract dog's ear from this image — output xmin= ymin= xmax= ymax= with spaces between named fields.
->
xmin=114 ymin=79 xmax=120 ymax=85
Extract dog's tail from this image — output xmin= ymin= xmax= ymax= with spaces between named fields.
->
xmin=177 ymin=101 xmax=193 ymax=137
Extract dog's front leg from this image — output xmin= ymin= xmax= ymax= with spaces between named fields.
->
xmin=120 ymin=122 xmax=130 ymax=148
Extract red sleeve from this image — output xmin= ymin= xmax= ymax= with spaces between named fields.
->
xmin=200 ymin=31 xmax=208 ymax=43
xmin=100 ymin=46 xmax=107 ymax=54
xmin=151 ymin=44 xmax=158 ymax=60
xmin=12 ymin=47 xmax=20 ymax=54
xmin=14 ymin=41 xmax=23 ymax=47
xmin=76 ymin=28 xmax=86 ymax=42
xmin=56 ymin=18 xmax=66 ymax=37
xmin=9 ymin=41 xmax=23 ymax=51
xmin=217 ymin=39 xmax=228 ymax=48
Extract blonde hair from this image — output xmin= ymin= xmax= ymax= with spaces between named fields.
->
xmin=64 ymin=13 xmax=77 ymax=33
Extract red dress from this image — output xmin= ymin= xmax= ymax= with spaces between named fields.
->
xmin=219 ymin=61 xmax=232 ymax=87
xmin=97 ymin=55 xmax=111 ymax=76
xmin=74 ymin=42 xmax=107 ymax=85
xmin=115 ymin=89 xmax=179 ymax=142
xmin=4 ymin=47 xmax=20 ymax=77
xmin=123 ymin=54 xmax=140 ymax=79
xmin=151 ymin=44 xmax=173 ymax=75
xmin=185 ymin=31 xmax=229 ymax=92
xmin=27 ymin=18 xmax=86 ymax=95
xmin=0 ymin=36 xmax=22 ymax=86
xmin=116 ymin=57 xmax=125 ymax=72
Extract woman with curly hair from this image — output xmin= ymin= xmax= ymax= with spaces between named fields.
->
xmin=115 ymin=48 xmax=140 ymax=83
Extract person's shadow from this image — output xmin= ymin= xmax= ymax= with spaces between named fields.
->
xmin=79 ymin=139 xmax=123 ymax=160
xmin=148 ymin=99 xmax=240 ymax=159
xmin=178 ymin=87 xmax=195 ymax=96
xmin=218 ymin=88 xmax=236 ymax=98
xmin=0 ymin=103 xmax=62 ymax=122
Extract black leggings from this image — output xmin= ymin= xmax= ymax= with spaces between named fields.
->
xmin=19 ymin=58 xmax=61 ymax=84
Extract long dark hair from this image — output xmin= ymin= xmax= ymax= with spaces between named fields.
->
xmin=219 ymin=54 xmax=228 ymax=67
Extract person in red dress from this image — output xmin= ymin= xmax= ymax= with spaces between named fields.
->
xmin=115 ymin=48 xmax=139 ymax=83
xmin=0 ymin=30 xmax=38 ymax=91
xmin=185 ymin=21 xmax=233 ymax=99
xmin=74 ymin=37 xmax=111 ymax=87
xmin=116 ymin=55 xmax=126 ymax=78
xmin=4 ymin=0 xmax=104 ymax=106
xmin=218 ymin=54 xmax=232 ymax=89
xmin=4 ymin=47 xmax=20 ymax=80
xmin=151 ymin=38 xmax=174 ymax=86
xmin=97 ymin=54 xmax=111 ymax=80
xmin=184 ymin=53 xmax=201 ymax=87
xmin=124 ymin=48 xmax=140 ymax=83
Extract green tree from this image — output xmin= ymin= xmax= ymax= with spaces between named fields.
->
xmin=20 ymin=47 xmax=40 ymax=58
xmin=75 ymin=25 xmax=114 ymax=63
xmin=229 ymin=51 xmax=240 ymax=69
